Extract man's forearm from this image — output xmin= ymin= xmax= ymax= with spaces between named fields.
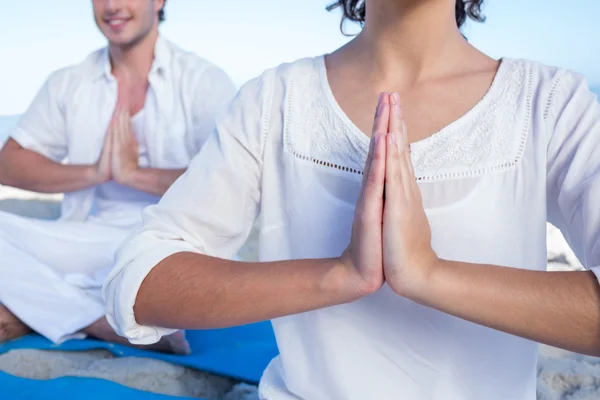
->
xmin=0 ymin=143 xmax=104 ymax=193
xmin=121 ymin=168 xmax=186 ymax=196
xmin=417 ymin=260 xmax=600 ymax=356
xmin=134 ymin=252 xmax=359 ymax=329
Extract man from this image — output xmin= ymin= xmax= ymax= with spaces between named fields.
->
xmin=0 ymin=0 xmax=235 ymax=353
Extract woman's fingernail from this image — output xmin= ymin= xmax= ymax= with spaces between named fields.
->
xmin=393 ymin=104 xmax=401 ymax=116
xmin=392 ymin=92 xmax=401 ymax=104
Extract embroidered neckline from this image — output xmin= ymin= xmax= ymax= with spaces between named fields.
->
xmin=312 ymin=56 xmax=530 ymax=182
xmin=283 ymin=57 xmax=530 ymax=183
xmin=317 ymin=56 xmax=510 ymax=151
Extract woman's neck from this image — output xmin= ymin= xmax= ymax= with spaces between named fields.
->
xmin=338 ymin=0 xmax=474 ymax=86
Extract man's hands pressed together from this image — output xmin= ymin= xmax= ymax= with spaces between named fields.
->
xmin=92 ymin=79 xmax=186 ymax=196
xmin=94 ymin=77 xmax=141 ymax=187
xmin=111 ymin=109 xmax=141 ymax=186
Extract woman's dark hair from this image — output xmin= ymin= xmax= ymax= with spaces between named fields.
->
xmin=158 ymin=0 xmax=167 ymax=22
xmin=326 ymin=0 xmax=485 ymax=33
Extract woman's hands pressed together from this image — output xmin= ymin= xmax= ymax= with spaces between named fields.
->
xmin=340 ymin=92 xmax=438 ymax=301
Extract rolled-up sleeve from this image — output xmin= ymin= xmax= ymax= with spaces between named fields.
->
xmin=546 ymin=70 xmax=600 ymax=281
xmin=10 ymin=70 xmax=69 ymax=162
xmin=103 ymin=71 xmax=272 ymax=344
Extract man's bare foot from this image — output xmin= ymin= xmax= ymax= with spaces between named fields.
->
xmin=83 ymin=317 xmax=191 ymax=355
xmin=0 ymin=305 xmax=32 ymax=343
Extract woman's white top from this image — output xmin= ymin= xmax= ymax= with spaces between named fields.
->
xmin=104 ymin=56 xmax=600 ymax=400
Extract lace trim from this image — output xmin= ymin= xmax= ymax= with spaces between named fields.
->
xmin=409 ymin=61 xmax=529 ymax=182
xmin=285 ymin=58 xmax=531 ymax=183
xmin=284 ymin=59 xmax=369 ymax=175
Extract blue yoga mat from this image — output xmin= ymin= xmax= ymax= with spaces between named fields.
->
xmin=1 ymin=371 xmax=196 ymax=400
xmin=0 ymin=322 xmax=278 ymax=398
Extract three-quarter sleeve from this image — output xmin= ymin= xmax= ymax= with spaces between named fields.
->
xmin=103 ymin=70 xmax=273 ymax=344
xmin=10 ymin=69 xmax=69 ymax=162
xmin=546 ymin=70 xmax=600 ymax=278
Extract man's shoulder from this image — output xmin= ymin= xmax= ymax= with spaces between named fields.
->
xmin=45 ymin=47 xmax=105 ymax=88
xmin=165 ymin=39 xmax=223 ymax=75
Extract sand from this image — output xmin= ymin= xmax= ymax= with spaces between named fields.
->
xmin=0 ymin=349 xmax=258 ymax=399
xmin=1 ymin=184 xmax=600 ymax=399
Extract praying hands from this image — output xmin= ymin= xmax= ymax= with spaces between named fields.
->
xmin=93 ymin=104 xmax=185 ymax=197
xmin=340 ymin=92 xmax=437 ymax=300
xmin=95 ymin=108 xmax=141 ymax=186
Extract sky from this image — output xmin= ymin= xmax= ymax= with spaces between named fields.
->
xmin=1 ymin=0 xmax=599 ymax=115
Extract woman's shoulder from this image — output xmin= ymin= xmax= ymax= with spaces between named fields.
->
xmin=214 ymin=56 xmax=325 ymax=152
xmin=502 ymin=58 xmax=586 ymax=83
xmin=500 ymin=58 xmax=594 ymax=112
xmin=223 ymin=55 xmax=325 ymax=133
xmin=232 ymin=56 xmax=322 ymax=100
xmin=494 ymin=58 xmax=598 ymax=160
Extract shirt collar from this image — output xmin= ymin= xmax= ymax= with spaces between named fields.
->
xmin=93 ymin=35 xmax=170 ymax=82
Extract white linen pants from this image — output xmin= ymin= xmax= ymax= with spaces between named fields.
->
xmin=0 ymin=210 xmax=138 ymax=343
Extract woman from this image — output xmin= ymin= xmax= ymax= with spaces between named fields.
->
xmin=104 ymin=0 xmax=600 ymax=399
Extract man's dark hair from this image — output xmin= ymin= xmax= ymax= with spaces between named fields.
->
xmin=159 ymin=0 xmax=167 ymax=23
xmin=326 ymin=0 xmax=485 ymax=33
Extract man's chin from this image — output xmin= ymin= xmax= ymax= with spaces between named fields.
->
xmin=99 ymin=27 xmax=129 ymax=44
xmin=105 ymin=30 xmax=150 ymax=51
xmin=107 ymin=36 xmax=136 ymax=49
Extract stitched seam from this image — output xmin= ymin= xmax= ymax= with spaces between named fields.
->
xmin=283 ymin=71 xmax=294 ymax=154
xmin=518 ymin=62 xmax=534 ymax=165
xmin=543 ymin=70 xmax=564 ymax=121
xmin=544 ymin=70 xmax=567 ymax=151
xmin=415 ymin=162 xmax=514 ymax=182
xmin=291 ymin=150 xmax=364 ymax=175
xmin=260 ymin=70 xmax=275 ymax=166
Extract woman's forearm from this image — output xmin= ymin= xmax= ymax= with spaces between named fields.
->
xmin=418 ymin=260 xmax=600 ymax=356
xmin=134 ymin=252 xmax=360 ymax=329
